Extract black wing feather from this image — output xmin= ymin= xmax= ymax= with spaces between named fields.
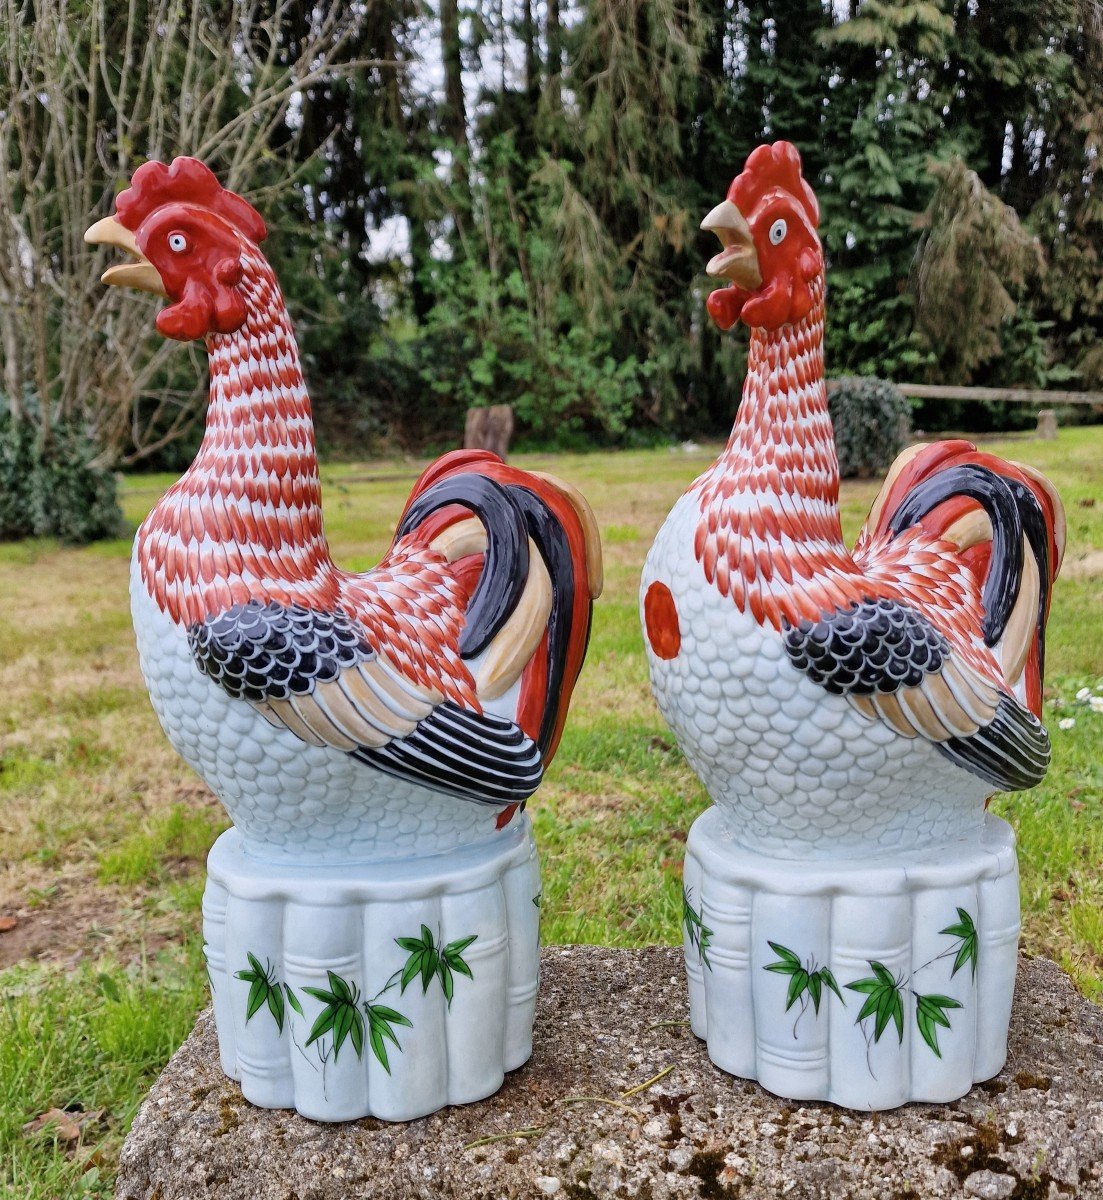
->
xmin=191 ymin=601 xmax=544 ymax=806
xmin=189 ymin=600 xmax=374 ymax=702
xmin=783 ymin=598 xmax=1050 ymax=793
xmin=355 ymin=702 xmax=544 ymax=805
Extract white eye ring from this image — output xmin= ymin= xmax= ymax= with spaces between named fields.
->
xmin=769 ymin=218 xmax=787 ymax=245
xmin=168 ymin=232 xmax=188 ymax=253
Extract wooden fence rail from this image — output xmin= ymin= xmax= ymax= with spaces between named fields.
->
xmin=886 ymin=383 xmax=1103 ymax=407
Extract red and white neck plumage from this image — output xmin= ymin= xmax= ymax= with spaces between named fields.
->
xmin=137 ymin=248 xmax=337 ymax=626
xmin=693 ymin=273 xmax=858 ymax=630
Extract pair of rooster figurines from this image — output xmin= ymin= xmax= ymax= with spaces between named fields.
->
xmin=87 ymin=142 xmax=1063 ymax=1119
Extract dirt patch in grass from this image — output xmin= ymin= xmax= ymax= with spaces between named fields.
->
xmin=0 ymin=864 xmax=198 ymax=970
xmin=1062 ymin=549 xmax=1103 ymax=579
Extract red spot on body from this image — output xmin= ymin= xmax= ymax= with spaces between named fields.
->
xmin=644 ymin=581 xmax=681 ymax=660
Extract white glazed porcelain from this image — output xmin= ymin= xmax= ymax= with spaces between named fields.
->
xmin=682 ymin=809 xmax=1019 ymax=1110
xmin=88 ymin=157 xmax=601 ymax=1124
xmin=643 ymin=143 xmax=1063 ymax=1110
xmin=202 ymin=817 xmax=541 ymax=1122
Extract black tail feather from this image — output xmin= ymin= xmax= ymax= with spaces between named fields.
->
xmin=887 ymin=462 xmax=1050 ymax=655
xmin=510 ymin=486 xmax=576 ymax=758
xmin=396 ymin=475 xmax=529 ymax=657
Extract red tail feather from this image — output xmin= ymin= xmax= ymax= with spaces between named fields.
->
xmin=869 ymin=440 xmax=1064 ymax=717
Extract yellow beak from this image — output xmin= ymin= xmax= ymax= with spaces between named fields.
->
xmin=701 ymin=199 xmax=762 ymax=291
xmin=84 ymin=215 xmax=168 ymax=297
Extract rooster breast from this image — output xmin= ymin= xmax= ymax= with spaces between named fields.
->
xmin=129 ymin=547 xmax=495 ymax=863
xmin=640 ymin=491 xmax=992 ymax=858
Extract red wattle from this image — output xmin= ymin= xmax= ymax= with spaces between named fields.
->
xmin=706 ymin=286 xmax=744 ymax=331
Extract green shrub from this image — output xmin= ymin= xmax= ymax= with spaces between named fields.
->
xmin=828 ymin=376 xmax=912 ymax=478
xmin=0 ymin=407 xmax=125 ymax=544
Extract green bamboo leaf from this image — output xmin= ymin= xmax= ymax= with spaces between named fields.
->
xmin=808 ymin=972 xmax=823 ymax=1013
xmin=766 ymin=942 xmax=801 ymax=967
xmin=447 ymin=951 xmax=474 ymax=980
xmin=420 ymin=949 xmax=439 ymax=993
xmin=765 ymin=961 xmax=800 ymax=975
xmin=819 ymin=968 xmax=845 ymax=1003
xmin=305 ymin=1007 xmax=336 ymax=1047
xmin=873 ymin=988 xmax=894 ymax=1041
xmin=871 ymin=961 xmax=895 ymax=987
xmin=374 ymin=1016 xmax=401 ymax=1048
xmin=439 ymin=961 xmax=455 ymax=1005
xmin=445 ymin=935 xmax=478 ymax=955
xmin=891 ymin=991 xmax=905 ymax=1042
xmin=372 ymin=1015 xmax=401 ymax=1048
xmin=369 ymin=1024 xmax=390 ymax=1073
xmin=370 ymin=1004 xmax=413 ymax=1029
xmin=303 ymin=986 xmax=341 ymax=1005
xmin=332 ymin=1003 xmax=354 ymax=1060
xmin=395 ymin=937 xmax=426 ymax=952
xmin=846 ymin=978 xmax=880 ymax=996
xmin=941 ymin=909 xmax=978 ymax=979
xmin=917 ymin=1010 xmax=940 ymax=1057
xmin=786 ymin=969 xmax=810 ymax=1012
xmin=420 ymin=924 xmax=435 ymax=949
xmin=920 ymin=994 xmax=961 ymax=1024
xmin=350 ymin=1009 xmax=365 ymax=1059
xmin=327 ymin=972 xmax=353 ymax=1003
xmin=234 ymin=968 xmax=258 ymax=983
xmin=284 ymin=985 xmax=304 ymax=1016
xmin=267 ymin=982 xmax=285 ymax=1033
xmin=247 ymin=952 xmax=266 ymax=979
xmin=246 ymin=978 xmax=267 ymax=1021
xmin=400 ymin=952 xmax=425 ymax=993
xmin=857 ymin=992 xmax=881 ymax=1024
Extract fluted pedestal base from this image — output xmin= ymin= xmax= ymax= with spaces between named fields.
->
xmin=682 ymin=807 xmax=1020 ymax=1110
xmin=201 ymin=817 xmax=541 ymax=1122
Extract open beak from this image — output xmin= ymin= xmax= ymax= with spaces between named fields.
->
xmin=84 ymin=216 xmax=167 ymax=297
xmin=701 ymin=199 xmax=762 ymax=291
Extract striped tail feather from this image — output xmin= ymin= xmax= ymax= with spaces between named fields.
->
xmin=397 ymin=450 xmax=602 ymax=766
xmin=866 ymin=440 xmax=1065 ymax=716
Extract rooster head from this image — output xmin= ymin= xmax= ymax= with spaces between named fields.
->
xmin=702 ymin=141 xmax=821 ymax=333
xmin=84 ymin=157 xmax=267 ymax=341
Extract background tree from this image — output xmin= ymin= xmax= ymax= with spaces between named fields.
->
xmin=1 ymin=0 xmax=1100 ymax=477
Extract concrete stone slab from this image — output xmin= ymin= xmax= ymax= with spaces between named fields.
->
xmin=116 ymin=946 xmax=1103 ymax=1199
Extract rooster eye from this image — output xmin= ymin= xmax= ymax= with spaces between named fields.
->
xmin=769 ymin=218 xmax=788 ymax=245
xmin=168 ymin=232 xmax=188 ymax=253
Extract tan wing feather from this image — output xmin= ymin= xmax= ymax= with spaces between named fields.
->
xmin=942 ymin=507 xmax=992 ymax=551
xmin=999 ymin=535 xmax=1040 ymax=686
xmin=864 ymin=443 xmax=931 ymax=533
xmin=528 ymin=469 xmax=604 ymax=598
xmin=429 ymin=517 xmax=487 ymax=562
xmin=473 ymin=537 xmax=553 ymax=701
xmin=287 ymin=694 xmax=359 ymax=751
xmin=852 ymin=652 xmax=1003 ymax=745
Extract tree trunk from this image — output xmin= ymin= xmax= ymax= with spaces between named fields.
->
xmin=440 ymin=0 xmax=467 ymax=148
xmin=545 ymin=0 xmax=562 ymax=118
xmin=522 ymin=0 xmax=539 ymax=101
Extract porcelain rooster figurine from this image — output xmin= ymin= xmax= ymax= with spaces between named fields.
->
xmin=87 ymin=157 xmax=601 ymax=1122
xmin=642 ymin=142 xmax=1064 ymax=1110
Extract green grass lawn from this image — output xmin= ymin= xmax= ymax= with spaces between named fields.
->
xmin=1 ymin=429 xmax=1101 ymax=1197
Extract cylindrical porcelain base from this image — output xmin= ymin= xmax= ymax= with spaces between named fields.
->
xmin=682 ymin=806 xmax=1020 ymax=1111
xmin=201 ymin=817 xmax=541 ymax=1122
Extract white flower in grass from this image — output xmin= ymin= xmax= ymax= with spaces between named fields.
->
xmin=1075 ymin=687 xmax=1092 ymax=702
xmin=1058 ymin=718 xmax=1076 ymax=731
xmin=1090 ymin=696 xmax=1103 ymax=714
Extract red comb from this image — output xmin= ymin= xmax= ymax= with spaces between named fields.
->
xmin=730 ymin=141 xmax=819 ymax=230
xmin=115 ymin=157 xmax=267 ymax=243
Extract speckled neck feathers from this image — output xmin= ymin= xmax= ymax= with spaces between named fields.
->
xmin=137 ymin=250 xmax=336 ymax=626
xmin=693 ymin=274 xmax=857 ymax=628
